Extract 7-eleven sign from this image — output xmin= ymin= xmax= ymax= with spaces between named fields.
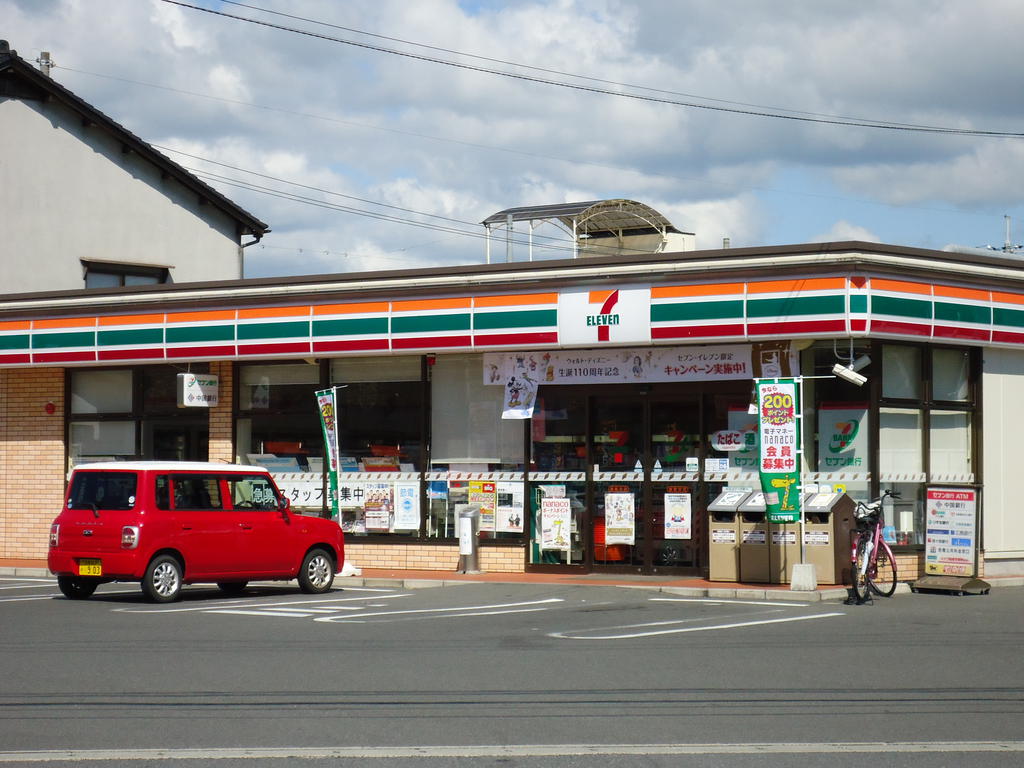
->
xmin=558 ymin=287 xmax=651 ymax=345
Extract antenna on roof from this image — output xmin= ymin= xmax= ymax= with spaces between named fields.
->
xmin=35 ymin=50 xmax=54 ymax=77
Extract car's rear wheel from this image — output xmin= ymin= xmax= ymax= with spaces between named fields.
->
xmin=298 ymin=548 xmax=334 ymax=594
xmin=142 ymin=555 xmax=183 ymax=603
xmin=57 ymin=575 xmax=98 ymax=600
xmin=217 ymin=581 xmax=248 ymax=596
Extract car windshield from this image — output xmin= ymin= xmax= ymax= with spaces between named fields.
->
xmin=68 ymin=472 xmax=138 ymax=511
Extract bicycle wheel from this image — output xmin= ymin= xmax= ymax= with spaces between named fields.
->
xmin=868 ymin=541 xmax=898 ymax=597
xmin=852 ymin=536 xmax=872 ymax=602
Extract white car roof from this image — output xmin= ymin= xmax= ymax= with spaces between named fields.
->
xmin=71 ymin=461 xmax=269 ymax=473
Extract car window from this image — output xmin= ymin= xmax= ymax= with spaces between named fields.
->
xmin=228 ymin=475 xmax=280 ymax=510
xmin=171 ymin=475 xmax=222 ymax=510
xmin=68 ymin=472 xmax=138 ymax=510
xmin=155 ymin=476 xmax=170 ymax=510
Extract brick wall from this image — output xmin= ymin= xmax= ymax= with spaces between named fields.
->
xmin=0 ymin=368 xmax=66 ymax=561
xmin=208 ymin=361 xmax=233 ymax=463
xmin=343 ymin=542 xmax=526 ymax=573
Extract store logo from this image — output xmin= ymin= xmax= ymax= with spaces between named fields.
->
xmin=828 ymin=419 xmax=860 ymax=453
xmin=586 ymin=289 xmax=620 ymax=341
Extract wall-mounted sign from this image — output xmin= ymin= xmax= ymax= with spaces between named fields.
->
xmin=177 ymin=373 xmax=218 ymax=408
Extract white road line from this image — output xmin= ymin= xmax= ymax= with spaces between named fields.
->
xmin=0 ymin=589 xmax=140 ymax=603
xmin=114 ymin=592 xmax=411 ymax=613
xmin=0 ymin=577 xmax=53 ymax=583
xmin=651 ymin=597 xmax=812 ymax=607
xmin=209 ymin=609 xmax=313 ymax=618
xmin=3 ymin=741 xmax=1023 ymax=761
xmin=316 ymin=597 xmax=564 ymax=623
xmin=551 ymin=611 xmax=845 ymax=640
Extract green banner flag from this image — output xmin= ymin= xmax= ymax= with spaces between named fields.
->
xmin=315 ymin=387 xmax=341 ymax=520
xmin=756 ymin=379 xmax=801 ymax=523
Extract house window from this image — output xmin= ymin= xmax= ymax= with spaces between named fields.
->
xmin=83 ymin=261 xmax=169 ymax=288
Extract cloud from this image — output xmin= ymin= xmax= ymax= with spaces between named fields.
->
xmin=811 ymin=220 xmax=881 ymax=244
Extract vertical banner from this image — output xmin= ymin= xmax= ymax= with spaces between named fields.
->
xmin=925 ymin=488 xmax=978 ymax=576
xmin=502 ymin=354 xmax=539 ymax=419
xmin=315 ymin=387 xmax=341 ymax=520
xmin=757 ymin=379 xmax=801 ymax=523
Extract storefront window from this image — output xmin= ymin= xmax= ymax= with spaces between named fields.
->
xmin=236 ymin=362 xmax=322 ymax=471
xmin=69 ymin=420 xmax=135 ymax=460
xmin=882 ymin=345 xmax=921 ymax=399
xmin=929 ymin=410 xmax=972 ymax=479
xmin=879 ymin=407 xmax=924 ymax=478
xmin=71 ymin=370 xmax=132 ymax=413
xmin=530 ymin=389 xmax=586 ymax=472
xmin=69 ymin=369 xmax=135 ymax=464
xmin=933 ymin=348 xmax=970 ymax=402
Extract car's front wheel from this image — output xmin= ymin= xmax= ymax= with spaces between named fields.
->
xmin=142 ymin=555 xmax=183 ymax=603
xmin=298 ymin=548 xmax=334 ymax=594
xmin=57 ymin=575 xmax=98 ymax=600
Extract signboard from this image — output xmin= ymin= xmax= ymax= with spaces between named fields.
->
xmin=663 ymin=492 xmax=692 ymax=540
xmin=540 ymin=497 xmax=572 ymax=551
xmin=757 ymin=379 xmax=801 ymax=523
xmin=604 ymin=492 xmax=636 ymax=545
xmin=557 ymin=288 xmax=652 ymax=346
xmin=315 ymin=387 xmax=342 ymax=519
xmin=176 ymin=373 xmax=218 ymax=408
xmin=925 ymin=488 xmax=978 ymax=576
xmin=817 ymin=403 xmax=869 ymax=472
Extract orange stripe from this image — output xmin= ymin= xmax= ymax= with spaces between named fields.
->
xmin=871 ymin=278 xmax=932 ymax=296
xmin=392 ymin=297 xmax=471 ymax=312
xmin=167 ymin=310 xmax=236 ymax=323
xmin=0 ymin=320 xmax=31 ymax=332
xmin=588 ymin=290 xmax=616 ymax=304
xmin=313 ymin=302 xmax=389 ymax=315
xmin=747 ymin=277 xmax=846 ymax=294
xmin=934 ymin=285 xmax=990 ymax=302
xmin=237 ymin=306 xmax=311 ymax=319
xmin=473 ymin=293 xmax=558 ymax=308
xmin=992 ymin=290 xmax=1024 ymax=306
xmin=33 ymin=317 xmax=95 ymax=329
xmin=651 ymin=283 xmax=744 ymax=298
xmin=98 ymin=313 xmax=165 ymax=327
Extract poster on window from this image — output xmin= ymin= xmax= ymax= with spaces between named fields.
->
xmin=817 ymin=403 xmax=869 ymax=472
xmin=540 ymin=497 xmax=572 ymax=550
xmin=469 ymin=481 xmax=496 ymax=531
xmin=501 ymin=354 xmax=539 ymax=419
xmin=728 ymin=407 xmax=759 ymax=471
xmin=663 ymin=493 xmax=692 ymax=540
xmin=604 ymin=492 xmax=636 ymax=545
xmin=757 ymin=379 xmax=801 ymax=523
xmin=925 ymin=488 xmax=978 ymax=576
xmin=394 ymin=483 xmax=420 ymax=531
xmin=495 ymin=481 xmax=524 ymax=533
xmin=363 ymin=482 xmax=393 ymax=531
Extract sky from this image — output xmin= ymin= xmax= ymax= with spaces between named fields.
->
xmin=4 ymin=0 xmax=1024 ymax=278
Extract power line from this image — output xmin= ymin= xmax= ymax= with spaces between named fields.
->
xmin=162 ymin=0 xmax=1023 ymax=139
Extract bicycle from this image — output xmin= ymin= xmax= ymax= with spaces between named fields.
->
xmin=850 ymin=490 xmax=899 ymax=602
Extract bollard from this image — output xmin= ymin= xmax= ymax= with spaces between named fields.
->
xmin=456 ymin=504 xmax=483 ymax=574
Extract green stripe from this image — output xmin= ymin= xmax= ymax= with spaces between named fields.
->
xmin=746 ymin=295 xmax=845 ymax=318
xmin=98 ymin=328 xmax=163 ymax=346
xmin=651 ymin=300 xmax=743 ymax=323
xmin=32 ymin=331 xmax=95 ymax=349
xmin=994 ymin=306 xmax=1024 ymax=329
xmin=872 ymin=295 xmax=932 ymax=320
xmin=313 ymin=317 xmax=389 ymax=337
xmin=236 ymin=321 xmax=310 ymax=340
xmin=474 ymin=309 xmax=556 ymax=330
xmin=0 ymin=334 xmax=30 ymax=351
xmin=166 ymin=325 xmax=236 ymax=343
xmin=850 ymin=295 xmax=867 ymax=313
xmin=935 ymin=302 xmax=990 ymax=326
xmin=391 ymin=314 xmax=470 ymax=333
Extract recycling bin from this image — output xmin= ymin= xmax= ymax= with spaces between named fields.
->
xmin=801 ymin=492 xmax=856 ymax=585
xmin=738 ymin=492 xmax=770 ymax=583
xmin=768 ymin=521 xmax=802 ymax=584
xmin=707 ymin=489 xmax=750 ymax=582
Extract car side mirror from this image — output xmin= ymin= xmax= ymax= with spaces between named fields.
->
xmin=279 ymin=496 xmax=291 ymax=514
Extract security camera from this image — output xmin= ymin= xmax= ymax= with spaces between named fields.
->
xmin=832 ymin=363 xmax=867 ymax=386
xmin=851 ymin=354 xmax=871 ymax=372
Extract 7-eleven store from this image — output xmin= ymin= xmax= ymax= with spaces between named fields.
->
xmin=2 ymin=240 xmax=1022 ymax=580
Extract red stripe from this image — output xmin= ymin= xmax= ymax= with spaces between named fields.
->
xmin=473 ymin=331 xmax=558 ymax=347
xmin=597 ymin=290 xmax=620 ymax=343
xmin=850 ymin=319 xmax=868 ymax=332
xmin=992 ymin=330 xmax=1024 ymax=345
xmin=748 ymin=320 xmax=846 ymax=335
xmin=392 ymin=335 xmax=472 ymax=350
xmin=0 ymin=353 xmax=31 ymax=365
xmin=313 ymin=339 xmax=389 ymax=353
xmin=932 ymin=325 xmax=990 ymax=342
xmin=652 ymin=324 xmax=745 ymax=339
xmin=98 ymin=348 xmax=165 ymax=361
xmin=33 ymin=351 xmax=97 ymax=363
xmin=871 ymin=320 xmax=932 ymax=337
xmin=166 ymin=345 xmax=237 ymax=358
xmin=237 ymin=342 xmax=312 ymax=356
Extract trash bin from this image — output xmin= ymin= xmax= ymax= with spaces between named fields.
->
xmin=768 ymin=522 xmax=801 ymax=584
xmin=456 ymin=503 xmax=482 ymax=574
xmin=802 ymin=491 xmax=856 ymax=585
xmin=738 ymin=492 xmax=770 ymax=583
xmin=707 ymin=489 xmax=750 ymax=582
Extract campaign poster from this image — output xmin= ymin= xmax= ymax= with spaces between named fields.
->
xmin=604 ymin=492 xmax=636 ymax=545
xmin=495 ymin=481 xmax=524 ymax=533
xmin=540 ymin=497 xmax=572 ymax=551
xmin=363 ymin=482 xmax=392 ymax=531
xmin=663 ymin=492 xmax=692 ymax=540
xmin=469 ymin=481 xmax=496 ymax=531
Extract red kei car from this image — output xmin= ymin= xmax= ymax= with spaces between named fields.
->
xmin=48 ymin=462 xmax=345 ymax=603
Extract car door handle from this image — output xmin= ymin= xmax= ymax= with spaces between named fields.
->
xmin=181 ymin=525 xmax=193 ymax=530
xmin=239 ymin=523 xmax=253 ymax=530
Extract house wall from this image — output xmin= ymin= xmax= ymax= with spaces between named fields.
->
xmin=981 ymin=347 xmax=1024 ymax=574
xmin=0 ymin=97 xmax=242 ymax=293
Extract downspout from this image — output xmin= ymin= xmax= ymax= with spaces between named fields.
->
xmin=240 ymin=231 xmax=265 ymax=279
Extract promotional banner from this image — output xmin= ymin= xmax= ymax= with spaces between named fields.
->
xmin=925 ymin=488 xmax=978 ymax=576
xmin=757 ymin=379 xmax=801 ymax=523
xmin=315 ymin=387 xmax=341 ymax=520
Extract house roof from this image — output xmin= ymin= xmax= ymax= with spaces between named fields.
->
xmin=0 ymin=40 xmax=269 ymax=238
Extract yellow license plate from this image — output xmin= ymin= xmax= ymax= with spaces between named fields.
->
xmin=78 ymin=559 xmax=102 ymax=577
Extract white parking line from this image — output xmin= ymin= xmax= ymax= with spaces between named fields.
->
xmin=650 ymin=597 xmax=812 ymax=607
xmin=113 ymin=592 xmax=412 ymax=613
xmin=316 ymin=597 xmax=565 ymax=623
xmin=551 ymin=611 xmax=845 ymax=640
